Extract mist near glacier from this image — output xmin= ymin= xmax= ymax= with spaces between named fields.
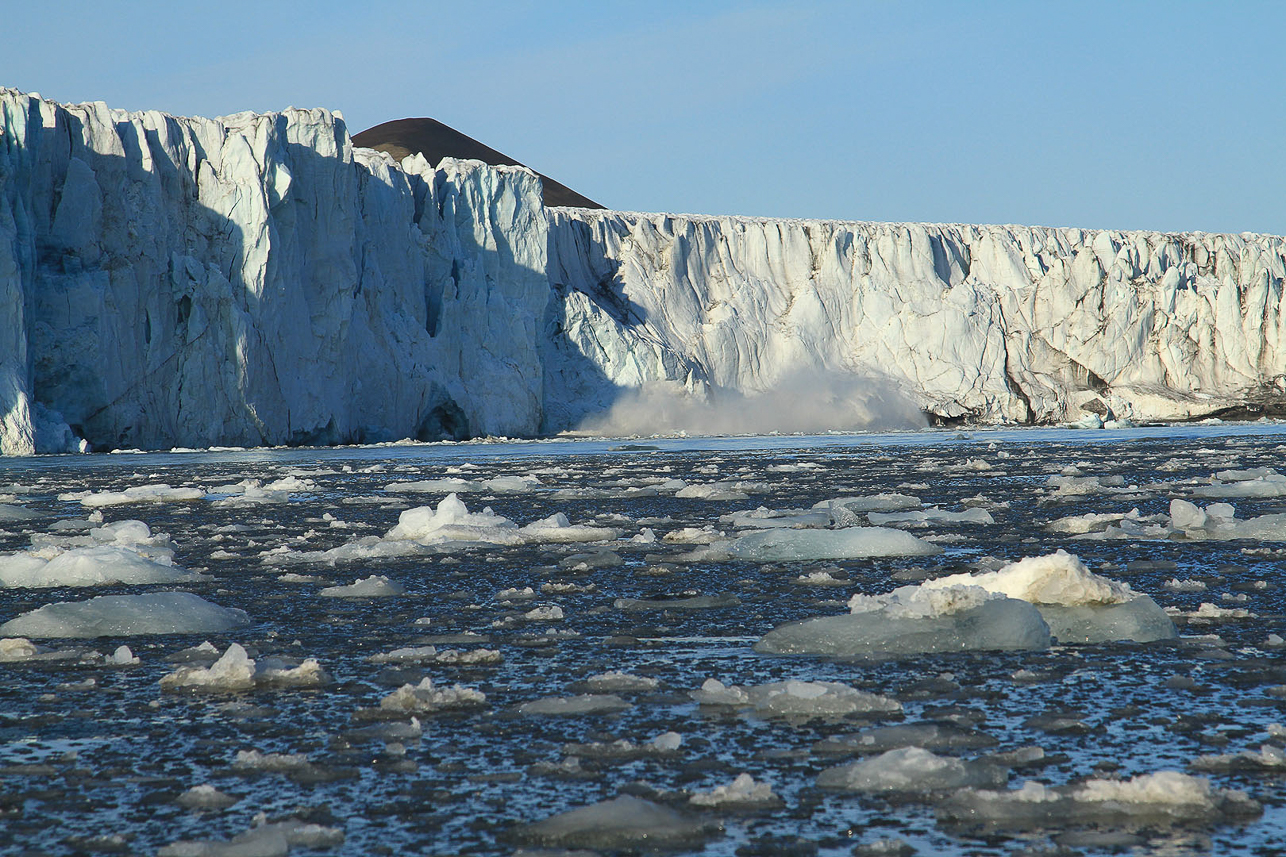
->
xmin=576 ymin=370 xmax=927 ymax=436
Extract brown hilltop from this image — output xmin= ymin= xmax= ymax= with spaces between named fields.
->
xmin=352 ymin=117 xmax=603 ymax=209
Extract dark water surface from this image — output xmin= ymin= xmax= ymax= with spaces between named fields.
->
xmin=1 ymin=425 xmax=1284 ymax=855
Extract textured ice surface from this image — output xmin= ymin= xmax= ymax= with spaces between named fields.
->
xmin=817 ymin=746 xmax=1007 ymax=792
xmin=690 ymin=772 xmax=780 ymax=808
xmin=941 ymin=771 xmax=1262 ymax=831
xmin=521 ymin=795 xmax=714 ymax=850
xmin=6 ymin=88 xmax=1286 ymax=454
xmin=691 ymin=678 xmax=900 ymax=719
xmin=756 ymin=595 xmax=1050 ymax=657
xmin=0 ymin=544 xmax=192 ymax=588
xmin=920 ymin=550 xmax=1177 ymax=643
xmin=728 ymin=527 xmax=941 ymax=561
xmin=0 ymin=591 xmax=249 ymax=637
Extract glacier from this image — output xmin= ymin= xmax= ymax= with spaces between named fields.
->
xmin=3 ymin=88 xmax=1286 ymax=453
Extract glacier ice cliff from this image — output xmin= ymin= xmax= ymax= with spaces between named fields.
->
xmin=3 ymin=88 xmax=1286 ymax=453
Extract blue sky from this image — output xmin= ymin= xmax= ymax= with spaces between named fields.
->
xmin=6 ymin=1 xmax=1284 ymax=234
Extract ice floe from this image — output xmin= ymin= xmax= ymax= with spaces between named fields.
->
xmin=0 ymin=592 xmax=249 ymax=638
xmin=940 ymin=771 xmax=1261 ymax=831
xmin=160 ymin=643 xmax=328 ymax=691
xmin=727 ymin=527 xmax=941 ymax=562
xmin=918 ymin=550 xmax=1176 ymax=644
xmin=690 ymin=772 xmax=781 ymax=808
xmin=319 ymin=575 xmax=406 ymax=597
xmin=520 ymin=795 xmax=715 ymax=850
xmin=756 ymin=586 xmax=1049 ymax=657
xmin=818 ymin=746 xmax=1007 ymax=792
xmin=691 ymin=678 xmax=900 ymax=719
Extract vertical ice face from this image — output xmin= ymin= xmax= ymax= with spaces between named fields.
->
xmin=4 ymin=87 xmax=1286 ymax=453
xmin=545 ymin=210 xmax=1286 ymax=426
xmin=0 ymin=90 xmax=550 ymax=452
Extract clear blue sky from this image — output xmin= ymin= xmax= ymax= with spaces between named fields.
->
xmin=6 ymin=1 xmax=1284 ymax=234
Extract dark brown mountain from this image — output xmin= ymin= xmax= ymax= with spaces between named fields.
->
xmin=352 ymin=117 xmax=603 ymax=209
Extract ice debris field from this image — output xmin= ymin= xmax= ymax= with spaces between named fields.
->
xmin=0 ymin=425 xmax=1285 ymax=855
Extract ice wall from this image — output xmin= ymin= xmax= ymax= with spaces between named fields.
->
xmin=546 ymin=210 xmax=1286 ymax=426
xmin=0 ymin=89 xmax=549 ymax=454
xmin=4 ymin=88 xmax=1286 ymax=453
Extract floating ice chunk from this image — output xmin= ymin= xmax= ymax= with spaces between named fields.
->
xmin=1164 ymin=578 xmax=1208 ymax=592
xmin=793 ymin=570 xmax=848 ymax=586
xmin=379 ymin=677 xmax=486 ymax=714
xmin=1046 ymin=509 xmax=1143 ymax=535
xmin=1192 ymin=744 xmax=1286 ymax=772
xmin=815 ymin=723 xmax=998 ymax=755
xmin=1047 ymin=474 xmax=1128 ymax=496
xmin=0 ymin=637 xmax=41 ymax=661
xmin=158 ymin=818 xmax=343 ymax=857
xmin=818 ymin=747 xmax=1006 ymax=792
xmin=691 ymin=679 xmax=900 ymax=719
xmin=319 ymin=575 xmax=406 ymax=597
xmin=0 ymin=504 xmax=39 ymax=521
xmin=175 ymin=784 xmax=239 ymax=810
xmin=519 ymin=513 xmax=619 ymax=543
xmin=1194 ymin=470 xmax=1286 ymax=498
xmin=940 ymin=770 xmax=1261 ymax=830
xmin=497 ymin=586 xmax=536 ymax=602
xmin=815 ymin=494 xmax=922 ymax=513
xmin=521 ymin=795 xmax=714 ymax=850
xmin=663 ymin=526 xmax=726 ymax=544
xmin=722 ymin=506 xmax=831 ymax=530
xmin=105 ymin=645 xmax=139 ymax=666
xmin=483 ymin=475 xmax=542 ymax=493
xmin=675 ymin=482 xmax=749 ymax=500
xmin=756 ymin=586 xmax=1049 ymax=657
xmin=523 ymin=605 xmax=564 ymax=621
xmin=71 ymin=484 xmax=206 ymax=507
xmin=517 ymin=694 xmax=632 ymax=715
xmin=1 ymin=592 xmax=249 ymax=638
xmin=690 ymin=772 xmax=780 ymax=808
xmin=160 ymin=643 xmax=294 ymax=692
xmin=650 ymin=731 xmax=683 ymax=751
xmin=0 ymin=544 xmax=193 ymax=589
xmin=728 ymin=527 xmax=940 ymax=562
xmin=868 ymin=507 xmax=995 ymax=527
xmin=232 ymin=749 xmax=313 ymax=774
xmin=1177 ymin=602 xmax=1257 ymax=621
xmin=580 ymin=671 xmax=659 ymax=693
xmin=852 ymin=838 xmax=916 ymax=857
xmin=919 ymin=551 xmax=1176 ymax=644
xmin=385 ymin=494 xmax=523 ymax=545
xmin=385 ymin=477 xmax=479 ymax=493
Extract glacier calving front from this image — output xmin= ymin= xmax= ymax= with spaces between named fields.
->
xmin=2 ymin=89 xmax=1284 ymax=453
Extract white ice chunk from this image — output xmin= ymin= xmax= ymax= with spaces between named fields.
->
xmin=0 ymin=545 xmax=193 ymax=588
xmin=521 ymin=795 xmax=713 ymax=850
xmin=384 ymin=493 xmax=523 ymax=545
xmin=919 ymin=550 xmax=1176 ymax=644
xmin=319 ymin=575 xmax=406 ymax=597
xmin=379 ymin=677 xmax=486 ymax=714
xmin=818 ymin=747 xmax=1006 ymax=792
xmin=70 ymin=484 xmax=205 ymax=507
xmin=728 ymin=527 xmax=941 ymax=562
xmin=941 ymin=770 xmax=1261 ymax=830
xmin=690 ymin=772 xmax=780 ymax=807
xmin=517 ymin=694 xmax=632 ymax=715
xmin=691 ymin=679 xmax=900 ymax=719
xmin=756 ymin=587 xmax=1049 ymax=657
xmin=0 ymin=592 xmax=249 ymax=638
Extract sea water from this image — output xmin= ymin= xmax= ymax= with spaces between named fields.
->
xmin=0 ymin=424 xmax=1283 ymax=855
